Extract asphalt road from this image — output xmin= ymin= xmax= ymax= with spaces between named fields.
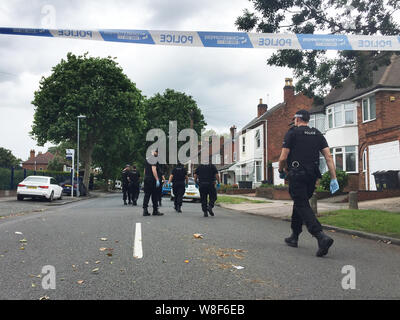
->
xmin=0 ymin=192 xmax=399 ymax=300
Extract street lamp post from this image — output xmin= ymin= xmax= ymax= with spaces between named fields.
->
xmin=77 ymin=115 xmax=86 ymax=197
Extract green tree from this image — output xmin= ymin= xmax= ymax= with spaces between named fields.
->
xmin=144 ymin=89 xmax=206 ymax=135
xmin=143 ymin=89 xmax=207 ymax=165
xmin=236 ymin=0 xmax=400 ymax=101
xmin=31 ymin=52 xmax=145 ymax=190
xmin=0 ymin=147 xmax=21 ymax=167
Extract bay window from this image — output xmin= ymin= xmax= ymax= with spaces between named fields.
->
xmin=330 ymin=146 xmax=357 ymax=173
xmin=326 ymin=103 xmax=356 ymax=129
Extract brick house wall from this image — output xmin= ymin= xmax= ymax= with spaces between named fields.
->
xmin=357 ymin=91 xmax=400 ymax=190
xmin=266 ymin=83 xmax=314 ymax=164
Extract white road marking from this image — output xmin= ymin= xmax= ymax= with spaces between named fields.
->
xmin=133 ymin=222 xmax=143 ymax=259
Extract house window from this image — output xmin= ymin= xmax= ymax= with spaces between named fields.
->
xmin=242 ymin=137 xmax=246 ymax=153
xmin=344 ymin=103 xmax=355 ymax=124
xmin=233 ymin=152 xmax=237 ymax=162
xmin=330 ymin=146 xmax=357 ymax=173
xmin=319 ymin=153 xmax=328 ymax=174
xmin=309 ymin=114 xmax=326 ymax=132
xmin=362 ymin=95 xmax=376 ymax=122
xmin=334 ymin=105 xmax=343 ymax=127
xmin=255 ymin=130 xmax=261 ymax=148
xmin=327 ymin=103 xmax=356 ymax=129
xmin=255 ymin=161 xmax=262 ymax=182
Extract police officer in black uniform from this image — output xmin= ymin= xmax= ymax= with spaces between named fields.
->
xmin=121 ymin=164 xmax=131 ymax=205
xmin=168 ymin=162 xmax=188 ymax=213
xmin=279 ymin=109 xmax=339 ymax=257
xmin=128 ymin=165 xmax=141 ymax=206
xmin=143 ymin=150 xmax=163 ymax=216
xmin=194 ymin=164 xmax=220 ymax=217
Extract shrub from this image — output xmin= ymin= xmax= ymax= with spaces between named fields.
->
xmin=320 ymin=170 xmax=348 ymax=192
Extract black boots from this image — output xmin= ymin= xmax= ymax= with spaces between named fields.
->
xmin=177 ymin=206 xmax=182 ymax=213
xmin=152 ymin=209 xmax=164 ymax=216
xmin=207 ymin=206 xmax=215 ymax=217
xmin=285 ymin=233 xmax=299 ymax=248
xmin=143 ymin=208 xmax=150 ymax=216
xmin=124 ymin=200 xmax=127 ymax=206
xmin=203 ymin=210 xmax=208 ymax=217
xmin=315 ymin=231 xmax=334 ymax=257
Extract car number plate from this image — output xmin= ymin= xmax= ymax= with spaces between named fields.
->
xmin=186 ymin=192 xmax=196 ymax=195
xmin=27 ymin=186 xmax=37 ymax=189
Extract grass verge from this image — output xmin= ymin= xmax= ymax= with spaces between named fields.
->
xmin=216 ymin=196 xmax=270 ymax=205
xmin=319 ymin=209 xmax=400 ymax=239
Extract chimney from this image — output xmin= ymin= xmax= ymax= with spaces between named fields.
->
xmin=284 ymin=78 xmax=294 ymax=103
xmin=30 ymin=149 xmax=35 ymax=159
xmin=257 ymin=98 xmax=268 ymax=117
xmin=230 ymin=125 xmax=237 ymax=139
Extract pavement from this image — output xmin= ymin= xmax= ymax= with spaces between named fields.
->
xmin=216 ymin=194 xmax=400 ymax=244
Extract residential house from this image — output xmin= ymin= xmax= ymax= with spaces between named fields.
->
xmin=309 ymin=54 xmax=400 ymax=191
xmin=222 ymin=78 xmax=314 ymax=187
xmin=22 ymin=149 xmax=55 ymax=171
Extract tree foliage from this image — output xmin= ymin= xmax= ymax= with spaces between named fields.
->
xmin=0 ymin=147 xmax=21 ymax=167
xmin=31 ymin=52 xmax=145 ymax=189
xmin=236 ymin=0 xmax=400 ymax=100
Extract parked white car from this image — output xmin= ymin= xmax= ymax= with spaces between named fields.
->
xmin=115 ymin=180 xmax=122 ymax=190
xmin=17 ymin=176 xmax=63 ymax=202
xmin=170 ymin=179 xmax=201 ymax=202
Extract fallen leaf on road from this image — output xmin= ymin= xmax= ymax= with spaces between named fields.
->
xmin=91 ymin=268 xmax=99 ymax=273
xmin=19 ymin=247 xmax=25 ymax=250
xmin=232 ymin=265 xmax=244 ymax=270
xmin=233 ymin=254 xmax=244 ymax=260
xmin=85 ymin=261 xmax=89 ymax=265
xmin=329 ymin=230 xmax=336 ymax=233
xmin=351 ymin=235 xmax=358 ymax=239
xmin=77 ymin=280 xmax=84 ymax=284
xmin=31 ymin=283 xmax=36 ymax=288
xmin=100 ymin=238 xmax=108 ymax=241
xmin=19 ymin=239 xmax=27 ymax=243
xmin=193 ymin=234 xmax=204 ymax=239
xmin=184 ymin=260 xmax=190 ymax=263
xmin=15 ymin=232 xmax=23 ymax=235
xmin=95 ymin=261 xmax=100 ymax=264
xmin=99 ymin=248 xmax=107 ymax=251
xmin=39 ymin=295 xmax=50 ymax=300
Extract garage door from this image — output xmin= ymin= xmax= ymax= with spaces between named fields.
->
xmin=368 ymin=140 xmax=400 ymax=191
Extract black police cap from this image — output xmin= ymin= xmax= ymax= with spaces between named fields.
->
xmin=293 ymin=109 xmax=310 ymax=122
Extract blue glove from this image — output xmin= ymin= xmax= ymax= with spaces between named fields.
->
xmin=185 ymin=184 xmax=188 ymax=188
xmin=279 ymin=170 xmax=287 ymax=180
xmin=156 ymin=180 xmax=160 ymax=188
xmin=216 ymin=183 xmax=221 ymax=190
xmin=330 ymin=179 xmax=339 ymax=194
xmin=195 ymin=184 xmax=199 ymax=189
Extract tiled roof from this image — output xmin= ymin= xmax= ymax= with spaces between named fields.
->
xmin=323 ymin=54 xmax=400 ymax=107
xmin=241 ymin=102 xmax=285 ymax=132
xmin=23 ymin=152 xmax=54 ymax=165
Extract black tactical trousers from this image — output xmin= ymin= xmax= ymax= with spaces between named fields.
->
xmin=129 ymin=183 xmax=140 ymax=202
xmin=122 ymin=184 xmax=131 ymax=202
xmin=288 ymin=169 xmax=322 ymax=236
xmin=199 ymin=182 xmax=217 ymax=212
xmin=143 ymin=178 xmax=158 ymax=211
xmin=173 ymin=182 xmax=185 ymax=207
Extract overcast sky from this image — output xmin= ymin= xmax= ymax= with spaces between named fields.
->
xmin=0 ymin=0 xmax=293 ymax=161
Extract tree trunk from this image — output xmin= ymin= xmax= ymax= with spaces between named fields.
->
xmin=80 ymin=143 xmax=94 ymax=194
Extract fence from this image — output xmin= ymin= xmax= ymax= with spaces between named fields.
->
xmin=0 ymin=166 xmax=72 ymax=190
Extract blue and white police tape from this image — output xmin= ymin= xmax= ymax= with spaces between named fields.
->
xmin=1 ymin=27 xmax=399 ymax=51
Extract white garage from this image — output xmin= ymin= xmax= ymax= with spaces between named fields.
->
xmin=368 ymin=140 xmax=400 ymax=191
